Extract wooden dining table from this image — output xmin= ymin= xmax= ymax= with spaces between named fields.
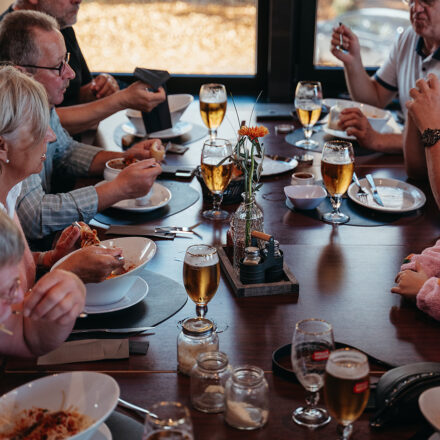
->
xmin=2 ymin=100 xmax=440 ymax=439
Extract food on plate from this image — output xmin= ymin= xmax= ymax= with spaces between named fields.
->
xmin=150 ymin=140 xmax=166 ymax=162
xmin=77 ymin=223 xmax=100 ymax=248
xmin=107 ymin=157 xmax=139 ymax=170
xmin=0 ymin=407 xmax=94 ymax=439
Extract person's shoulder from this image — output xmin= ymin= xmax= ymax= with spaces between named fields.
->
xmin=397 ymin=26 xmax=418 ymax=47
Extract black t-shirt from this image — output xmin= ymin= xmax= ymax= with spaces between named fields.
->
xmin=59 ymin=26 xmax=92 ymax=107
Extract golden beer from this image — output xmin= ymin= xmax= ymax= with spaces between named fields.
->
xmin=183 ymin=261 xmax=220 ymax=306
xmin=144 ymin=430 xmax=192 ymax=440
xmin=321 ymin=160 xmax=354 ymax=196
xmin=296 ymin=106 xmax=322 ymax=128
xmin=201 ymin=159 xmax=233 ymax=194
xmin=200 ymin=100 xmax=227 ymax=130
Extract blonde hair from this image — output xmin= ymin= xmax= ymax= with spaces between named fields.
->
xmin=0 ymin=65 xmax=50 ymax=145
xmin=0 ymin=210 xmax=24 ymax=266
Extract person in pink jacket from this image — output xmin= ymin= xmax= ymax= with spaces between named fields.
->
xmin=392 ymin=239 xmax=440 ymax=320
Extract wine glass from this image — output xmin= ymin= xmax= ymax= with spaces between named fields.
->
xmin=291 ymin=318 xmax=335 ymax=428
xmin=183 ymin=244 xmax=220 ymax=318
xmin=294 ymin=80 xmax=322 ymax=149
xmin=201 ymin=138 xmax=233 ymax=220
xmin=321 ymin=140 xmax=354 ymax=225
xmin=324 ymin=348 xmax=370 ymax=439
xmin=142 ymin=401 xmax=194 ymax=440
xmin=199 ymin=83 xmax=227 ymax=140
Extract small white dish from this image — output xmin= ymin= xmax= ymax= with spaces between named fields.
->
xmin=419 ymin=386 xmax=440 ymax=431
xmin=92 ymin=423 xmax=112 ymax=440
xmin=347 ymin=177 xmax=426 ymax=213
xmin=111 ymin=182 xmax=172 ymax=212
xmin=291 ymin=171 xmax=315 ymax=185
xmin=284 ymin=184 xmax=327 ymax=210
xmin=0 ymin=372 xmax=119 ymax=440
xmin=254 ymin=155 xmax=298 ymax=176
xmin=84 ymin=276 xmax=148 ymax=314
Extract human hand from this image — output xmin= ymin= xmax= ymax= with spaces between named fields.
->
xmin=50 ymin=225 xmax=81 ymax=265
xmin=114 ymin=158 xmax=162 ymax=199
xmin=406 ymin=74 xmax=440 ymax=133
xmin=121 ymin=82 xmax=166 ymax=112
xmin=91 ymin=73 xmax=120 ymax=99
xmin=330 ymin=23 xmax=361 ymax=65
xmin=337 ymin=107 xmax=378 ymax=147
xmin=57 ymin=246 xmax=124 ymax=283
xmin=391 ymin=261 xmax=429 ymax=300
xmin=125 ymin=139 xmax=164 ymax=161
xmin=23 ymin=269 xmax=86 ymax=325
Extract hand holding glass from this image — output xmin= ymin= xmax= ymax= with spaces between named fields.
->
xmin=324 ymin=348 xmax=370 ymax=439
xmin=183 ymin=245 xmax=220 ymax=318
xmin=294 ymin=80 xmax=322 ymax=149
xmin=199 ymin=83 xmax=227 ymax=140
xmin=201 ymin=138 xmax=233 ymax=220
xmin=291 ymin=318 xmax=334 ymax=428
xmin=321 ymin=140 xmax=354 ymax=224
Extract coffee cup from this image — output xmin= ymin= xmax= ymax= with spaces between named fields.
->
xmin=291 ymin=172 xmax=315 ymax=185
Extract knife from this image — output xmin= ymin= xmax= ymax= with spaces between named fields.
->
xmin=71 ymin=326 xmax=155 ymax=334
xmin=365 ymin=174 xmax=384 ymax=206
xmin=105 ymin=225 xmax=175 ymax=238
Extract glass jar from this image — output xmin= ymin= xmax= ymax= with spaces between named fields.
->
xmin=190 ymin=351 xmax=232 ymax=413
xmin=224 ymin=365 xmax=269 ymax=430
xmin=230 ymin=193 xmax=264 ymax=272
xmin=177 ymin=317 xmax=219 ymax=376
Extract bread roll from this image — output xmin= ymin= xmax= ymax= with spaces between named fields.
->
xmin=150 ymin=140 xmax=166 ymax=161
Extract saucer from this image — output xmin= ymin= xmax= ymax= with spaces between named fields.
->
xmin=92 ymin=423 xmax=112 ymax=440
xmin=148 ymin=121 xmax=193 ymax=139
xmin=84 ymin=276 xmax=148 ymax=314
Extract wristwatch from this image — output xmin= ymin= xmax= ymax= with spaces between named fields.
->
xmin=421 ymin=128 xmax=440 ymax=147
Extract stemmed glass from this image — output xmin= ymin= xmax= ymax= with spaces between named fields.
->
xmin=199 ymin=83 xmax=227 ymax=140
xmin=294 ymin=80 xmax=322 ymax=149
xmin=183 ymin=244 xmax=220 ymax=318
xmin=321 ymin=140 xmax=354 ymax=224
xmin=200 ymin=138 xmax=233 ymax=220
xmin=324 ymin=348 xmax=370 ymax=439
xmin=291 ymin=318 xmax=335 ymax=428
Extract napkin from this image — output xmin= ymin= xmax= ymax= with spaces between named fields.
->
xmin=37 ymin=339 xmax=129 ymax=365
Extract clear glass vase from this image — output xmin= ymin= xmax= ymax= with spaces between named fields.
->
xmin=230 ymin=193 xmax=264 ymax=273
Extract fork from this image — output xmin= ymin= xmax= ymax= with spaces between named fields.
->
xmin=352 ymin=172 xmax=368 ymax=202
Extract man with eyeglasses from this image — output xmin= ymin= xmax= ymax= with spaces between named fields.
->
xmin=0 ymin=10 xmax=163 ymax=241
xmin=0 ymin=0 xmax=166 ymax=136
xmin=330 ymin=0 xmax=440 ymax=154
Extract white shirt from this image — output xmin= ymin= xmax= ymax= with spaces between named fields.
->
xmin=375 ymin=26 xmax=440 ymax=117
xmin=0 ymin=182 xmax=22 ymax=219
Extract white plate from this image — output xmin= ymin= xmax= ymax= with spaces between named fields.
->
xmin=111 ymin=182 xmax=172 ymax=212
xmin=323 ymin=124 xmax=356 ymax=140
xmin=148 ymin=121 xmax=193 ymax=139
xmin=255 ymin=156 xmax=298 ymax=176
xmin=347 ymin=177 xmax=426 ymax=213
xmin=92 ymin=423 xmax=112 ymax=440
xmin=323 ymin=118 xmax=402 ymax=140
xmin=420 ymin=386 xmax=440 ymax=431
xmin=84 ymin=276 xmax=148 ymax=314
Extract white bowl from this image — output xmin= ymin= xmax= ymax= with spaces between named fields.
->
xmin=419 ymin=386 xmax=440 ymax=431
xmin=53 ymin=237 xmax=157 ymax=306
xmin=328 ymin=101 xmax=391 ymax=132
xmin=126 ymin=93 xmax=194 ymax=134
xmin=0 ymin=371 xmax=119 ymax=440
xmin=284 ymin=184 xmax=327 ymax=210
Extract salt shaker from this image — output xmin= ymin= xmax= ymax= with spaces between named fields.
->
xmin=190 ymin=351 xmax=232 ymax=413
xmin=177 ymin=317 xmax=219 ymax=376
xmin=224 ymin=365 xmax=269 ymax=430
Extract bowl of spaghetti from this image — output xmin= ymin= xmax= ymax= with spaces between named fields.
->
xmin=0 ymin=371 xmax=119 ymax=440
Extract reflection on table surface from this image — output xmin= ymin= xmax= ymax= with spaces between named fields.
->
xmin=4 ymin=99 xmax=440 ymax=440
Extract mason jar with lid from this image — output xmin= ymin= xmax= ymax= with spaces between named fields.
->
xmin=224 ymin=365 xmax=269 ymax=430
xmin=190 ymin=351 xmax=232 ymax=413
xmin=177 ymin=317 xmax=219 ymax=375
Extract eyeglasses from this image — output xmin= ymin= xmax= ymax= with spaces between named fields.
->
xmin=0 ymin=278 xmax=21 ymax=304
xmin=20 ymin=52 xmax=71 ymax=77
xmin=402 ymin=0 xmax=436 ymax=7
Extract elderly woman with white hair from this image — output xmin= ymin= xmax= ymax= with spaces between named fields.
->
xmin=0 ymin=210 xmax=86 ymax=356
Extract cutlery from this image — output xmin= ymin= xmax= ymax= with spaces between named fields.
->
xmin=352 ymin=172 xmax=368 ymax=203
xmin=71 ymin=326 xmax=155 ymax=334
xmin=365 ymin=174 xmax=384 ymax=206
xmin=118 ymin=398 xmax=158 ymax=419
xmin=337 ymin=22 xmax=348 ymax=53
xmin=105 ymin=226 xmax=175 ymax=239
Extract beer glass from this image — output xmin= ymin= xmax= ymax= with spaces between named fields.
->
xmin=183 ymin=244 xmax=220 ymax=318
xmin=321 ymin=140 xmax=354 ymax=224
xmin=142 ymin=401 xmax=194 ymax=440
xmin=199 ymin=83 xmax=227 ymax=140
xmin=291 ymin=318 xmax=335 ymax=428
xmin=294 ymin=80 xmax=322 ymax=149
xmin=324 ymin=348 xmax=370 ymax=439
xmin=201 ymin=138 xmax=233 ymax=220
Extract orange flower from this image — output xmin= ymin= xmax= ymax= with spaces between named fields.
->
xmin=238 ymin=125 xmax=269 ymax=140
